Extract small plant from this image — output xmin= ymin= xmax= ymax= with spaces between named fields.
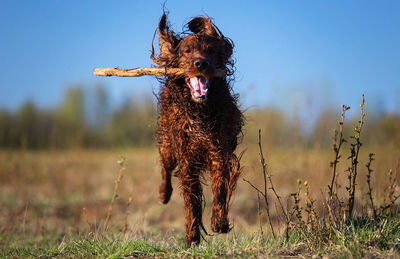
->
xmin=365 ymin=153 xmax=376 ymax=218
xmin=327 ymin=103 xmax=349 ymax=230
xmin=103 ymin=156 xmax=126 ymax=234
xmin=328 ymin=103 xmax=349 ymax=202
xmin=246 ymin=95 xmax=400 ymax=254
xmin=346 ymin=95 xmax=365 ymax=217
xmin=122 ymin=195 xmax=133 ymax=236
xmin=379 ymin=160 xmax=400 ymax=216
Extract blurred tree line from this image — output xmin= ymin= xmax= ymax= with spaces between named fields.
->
xmin=0 ymin=85 xmax=156 ymax=149
xmin=0 ymin=85 xmax=399 ymax=150
xmin=243 ymin=107 xmax=400 ymax=150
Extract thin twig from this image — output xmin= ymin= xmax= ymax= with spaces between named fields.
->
xmin=365 ymin=153 xmax=377 ymax=218
xmin=122 ymin=195 xmax=133 ymax=236
xmin=103 ymin=156 xmax=126 ymax=235
xmin=243 ymin=178 xmax=263 ymax=195
xmin=257 ymin=129 xmax=292 ymax=241
xmin=243 ymin=178 xmax=275 ymax=237
xmin=257 ymin=192 xmax=264 ymax=241
xmin=257 ymin=129 xmax=276 ymax=238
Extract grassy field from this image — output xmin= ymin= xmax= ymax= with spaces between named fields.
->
xmin=1 ymin=140 xmax=399 ymax=258
xmin=3 ymin=222 xmax=400 ymax=258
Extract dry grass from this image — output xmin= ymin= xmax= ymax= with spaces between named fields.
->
xmin=0 ymin=143 xmax=398 ymax=238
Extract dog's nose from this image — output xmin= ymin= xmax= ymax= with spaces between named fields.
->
xmin=194 ymin=59 xmax=209 ymax=71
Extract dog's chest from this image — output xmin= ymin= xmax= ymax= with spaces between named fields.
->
xmin=173 ymin=108 xmax=222 ymax=147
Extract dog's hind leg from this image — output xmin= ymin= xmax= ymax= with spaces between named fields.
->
xmin=158 ymin=144 xmax=176 ymax=204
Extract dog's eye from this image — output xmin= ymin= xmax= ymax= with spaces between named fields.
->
xmin=185 ymin=49 xmax=191 ymax=54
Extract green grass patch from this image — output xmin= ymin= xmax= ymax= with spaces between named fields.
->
xmin=1 ymin=217 xmax=399 ymax=259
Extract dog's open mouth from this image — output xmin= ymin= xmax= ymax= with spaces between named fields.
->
xmin=185 ymin=76 xmax=209 ymax=101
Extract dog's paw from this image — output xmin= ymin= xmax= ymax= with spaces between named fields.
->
xmin=211 ymin=217 xmax=230 ymax=233
xmin=158 ymin=184 xmax=173 ymax=204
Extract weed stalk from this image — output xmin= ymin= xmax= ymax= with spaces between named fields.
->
xmin=365 ymin=153 xmax=376 ymax=218
xmin=346 ymin=95 xmax=365 ymax=217
xmin=103 ymin=156 xmax=126 ymax=235
xmin=328 ymin=104 xmax=349 ymax=206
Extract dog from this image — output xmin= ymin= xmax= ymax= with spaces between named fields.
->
xmin=151 ymin=11 xmax=244 ymax=246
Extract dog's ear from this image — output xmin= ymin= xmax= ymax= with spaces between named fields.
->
xmin=152 ymin=12 xmax=179 ymax=66
xmin=188 ymin=17 xmax=218 ymax=37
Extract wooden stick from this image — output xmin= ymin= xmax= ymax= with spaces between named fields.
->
xmin=93 ymin=67 xmax=225 ymax=77
xmin=93 ymin=67 xmax=183 ymax=77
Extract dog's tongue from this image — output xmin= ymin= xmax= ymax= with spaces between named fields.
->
xmin=187 ymin=76 xmax=209 ymax=98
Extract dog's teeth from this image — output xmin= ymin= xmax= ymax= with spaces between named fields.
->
xmin=204 ymin=89 xmax=208 ymax=93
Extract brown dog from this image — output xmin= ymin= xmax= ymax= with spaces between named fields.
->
xmin=151 ymin=11 xmax=244 ymax=246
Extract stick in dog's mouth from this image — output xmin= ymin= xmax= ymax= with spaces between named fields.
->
xmin=93 ymin=67 xmax=225 ymax=78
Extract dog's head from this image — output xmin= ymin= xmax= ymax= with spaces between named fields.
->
xmin=151 ymin=12 xmax=234 ymax=102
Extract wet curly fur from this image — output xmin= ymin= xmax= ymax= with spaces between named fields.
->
xmin=151 ymin=11 xmax=244 ymax=246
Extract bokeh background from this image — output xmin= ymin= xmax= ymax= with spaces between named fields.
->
xmin=1 ymin=0 xmax=399 ymax=239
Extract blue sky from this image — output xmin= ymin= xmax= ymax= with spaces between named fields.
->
xmin=1 ymin=0 xmax=399 ymax=117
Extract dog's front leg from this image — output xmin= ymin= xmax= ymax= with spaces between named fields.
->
xmin=209 ymin=159 xmax=231 ymax=233
xmin=178 ymin=168 xmax=203 ymax=246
